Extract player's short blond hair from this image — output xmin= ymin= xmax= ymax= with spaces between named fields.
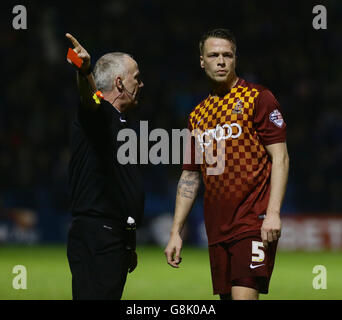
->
xmin=199 ymin=28 xmax=237 ymax=55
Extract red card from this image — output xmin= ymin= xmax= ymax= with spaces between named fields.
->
xmin=67 ymin=48 xmax=83 ymax=68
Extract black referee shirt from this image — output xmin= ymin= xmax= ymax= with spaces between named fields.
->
xmin=68 ymin=99 xmax=144 ymax=227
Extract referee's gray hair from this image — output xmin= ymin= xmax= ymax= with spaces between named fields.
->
xmin=93 ymin=52 xmax=131 ymax=92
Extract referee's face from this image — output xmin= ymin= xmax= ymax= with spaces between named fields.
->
xmin=122 ymin=58 xmax=144 ymax=106
xmin=200 ymin=37 xmax=236 ymax=84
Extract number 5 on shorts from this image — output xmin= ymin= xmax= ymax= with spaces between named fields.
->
xmin=252 ymin=241 xmax=265 ymax=262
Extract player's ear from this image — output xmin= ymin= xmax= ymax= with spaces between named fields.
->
xmin=200 ymin=56 xmax=204 ymax=69
xmin=234 ymin=48 xmax=238 ymax=64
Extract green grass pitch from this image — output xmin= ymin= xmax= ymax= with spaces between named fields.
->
xmin=0 ymin=245 xmax=341 ymax=300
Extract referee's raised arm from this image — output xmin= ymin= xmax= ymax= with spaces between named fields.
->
xmin=65 ymin=33 xmax=99 ymax=110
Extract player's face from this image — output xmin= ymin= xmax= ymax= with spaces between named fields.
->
xmin=200 ymin=37 xmax=236 ymax=84
xmin=122 ymin=58 xmax=144 ymax=106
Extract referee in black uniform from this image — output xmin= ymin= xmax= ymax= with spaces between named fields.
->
xmin=65 ymin=33 xmax=145 ymax=300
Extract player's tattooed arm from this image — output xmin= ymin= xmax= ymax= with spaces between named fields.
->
xmin=177 ymin=170 xmax=201 ymax=199
xmin=171 ymin=170 xmax=201 ymax=233
xmin=165 ymin=170 xmax=201 ymax=268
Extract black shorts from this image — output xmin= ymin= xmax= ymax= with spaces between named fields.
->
xmin=67 ymin=215 xmax=134 ymax=300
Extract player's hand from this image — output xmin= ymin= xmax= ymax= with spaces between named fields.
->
xmin=128 ymin=250 xmax=137 ymax=273
xmin=164 ymin=233 xmax=183 ymax=268
xmin=261 ymin=214 xmax=281 ymax=249
xmin=65 ymin=33 xmax=91 ymax=74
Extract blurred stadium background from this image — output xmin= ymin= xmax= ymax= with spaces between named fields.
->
xmin=1 ymin=0 xmax=341 ymax=299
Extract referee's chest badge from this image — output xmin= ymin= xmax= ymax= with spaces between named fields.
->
xmin=232 ymin=99 xmax=244 ymax=114
xmin=269 ymin=109 xmax=284 ymax=128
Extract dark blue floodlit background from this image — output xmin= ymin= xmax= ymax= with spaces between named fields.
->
xmin=0 ymin=0 xmax=341 ymax=245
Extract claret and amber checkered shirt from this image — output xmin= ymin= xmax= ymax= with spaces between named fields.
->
xmin=183 ymin=78 xmax=286 ymax=245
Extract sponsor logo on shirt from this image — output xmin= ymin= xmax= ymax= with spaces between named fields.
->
xmin=269 ymin=109 xmax=284 ymax=128
xmin=197 ymin=123 xmax=242 ymax=152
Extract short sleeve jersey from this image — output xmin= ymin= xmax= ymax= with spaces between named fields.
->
xmin=183 ymin=78 xmax=286 ymax=245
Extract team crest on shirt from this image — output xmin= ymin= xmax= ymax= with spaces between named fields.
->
xmin=232 ymin=99 xmax=244 ymax=114
xmin=269 ymin=109 xmax=284 ymax=128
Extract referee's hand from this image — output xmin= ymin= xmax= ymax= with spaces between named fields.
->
xmin=128 ymin=250 xmax=137 ymax=273
xmin=65 ymin=33 xmax=91 ymax=74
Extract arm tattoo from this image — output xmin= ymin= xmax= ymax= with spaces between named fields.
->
xmin=177 ymin=171 xmax=200 ymax=199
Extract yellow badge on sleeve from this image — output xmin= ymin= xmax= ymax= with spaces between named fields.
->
xmin=92 ymin=90 xmax=104 ymax=104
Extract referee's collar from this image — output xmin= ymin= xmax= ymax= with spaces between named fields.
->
xmin=102 ymin=99 xmax=128 ymax=124
xmin=112 ymin=104 xmax=122 ymax=115
xmin=112 ymin=103 xmax=128 ymax=123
